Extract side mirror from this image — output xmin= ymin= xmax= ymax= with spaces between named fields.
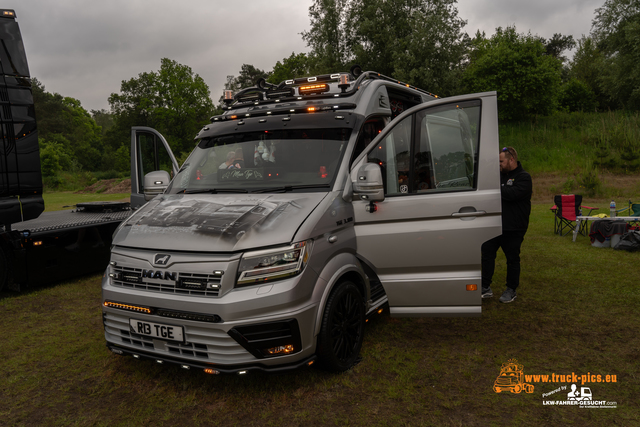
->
xmin=143 ymin=170 xmax=171 ymax=201
xmin=352 ymin=163 xmax=385 ymax=202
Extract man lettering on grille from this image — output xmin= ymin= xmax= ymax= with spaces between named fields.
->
xmin=481 ymin=146 xmax=532 ymax=303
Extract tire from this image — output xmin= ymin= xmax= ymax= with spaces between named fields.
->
xmin=317 ymin=281 xmax=365 ymax=372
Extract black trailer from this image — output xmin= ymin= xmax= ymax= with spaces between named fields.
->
xmin=0 ymin=10 xmax=131 ymax=291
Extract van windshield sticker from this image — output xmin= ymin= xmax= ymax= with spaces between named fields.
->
xmin=219 ymin=169 xmax=265 ymax=181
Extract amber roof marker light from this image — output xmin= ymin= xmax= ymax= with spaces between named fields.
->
xmin=299 ymin=84 xmax=329 ymax=96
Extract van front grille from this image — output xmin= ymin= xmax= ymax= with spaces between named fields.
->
xmin=111 ymin=266 xmax=221 ymax=297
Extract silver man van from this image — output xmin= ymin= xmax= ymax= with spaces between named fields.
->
xmin=102 ymin=68 xmax=502 ymax=373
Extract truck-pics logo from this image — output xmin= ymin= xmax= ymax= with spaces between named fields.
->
xmin=493 ymin=359 xmax=535 ymax=394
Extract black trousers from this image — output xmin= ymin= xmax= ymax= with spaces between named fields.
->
xmin=481 ymin=231 xmax=526 ymax=290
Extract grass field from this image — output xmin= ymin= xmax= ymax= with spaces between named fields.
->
xmin=1 ymin=199 xmax=637 ymax=426
xmin=42 ymin=192 xmax=130 ymax=212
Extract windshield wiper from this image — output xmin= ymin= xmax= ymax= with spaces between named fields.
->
xmin=177 ymin=188 xmax=249 ymax=194
xmin=252 ymin=184 xmax=331 ymax=193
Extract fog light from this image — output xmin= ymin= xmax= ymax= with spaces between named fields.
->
xmin=181 ymin=365 xmax=190 ymax=370
xmin=133 ymin=354 xmax=140 ymax=359
xmin=110 ymin=348 xmax=123 ymax=355
xmin=265 ymin=344 xmax=294 ymax=355
xmin=238 ymin=370 xmax=248 ymax=375
xmin=156 ymin=360 xmax=163 ymax=364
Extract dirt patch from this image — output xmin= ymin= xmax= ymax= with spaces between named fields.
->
xmin=532 ymin=172 xmax=640 ymax=203
xmin=76 ymin=179 xmax=131 ymax=194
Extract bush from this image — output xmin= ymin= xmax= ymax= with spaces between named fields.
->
xmin=558 ymin=79 xmax=597 ymax=113
xmin=39 ymin=136 xmax=76 ymax=177
xmin=578 ymin=163 xmax=601 ymax=197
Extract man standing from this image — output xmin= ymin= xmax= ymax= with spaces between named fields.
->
xmin=481 ymin=146 xmax=532 ymax=303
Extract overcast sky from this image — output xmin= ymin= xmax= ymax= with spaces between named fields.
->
xmin=10 ymin=0 xmax=604 ymax=112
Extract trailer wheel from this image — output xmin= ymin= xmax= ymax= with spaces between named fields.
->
xmin=317 ymin=281 xmax=365 ymax=372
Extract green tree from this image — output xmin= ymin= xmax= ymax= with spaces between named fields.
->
xmin=302 ymin=0 xmax=353 ymax=73
xmin=591 ymin=0 xmax=640 ymax=110
xmin=108 ymin=58 xmax=215 ymax=163
xmin=569 ymin=36 xmax=610 ymax=110
xmin=91 ymin=109 xmax=115 ymax=135
xmin=39 ymin=135 xmax=75 ymax=177
xmin=543 ymin=33 xmax=576 ymax=61
xmin=558 ymin=78 xmax=598 ymax=112
xmin=462 ymin=26 xmax=563 ymax=121
xmin=218 ymin=64 xmax=270 ymax=108
xmin=32 ymin=78 xmax=104 ymax=171
xmin=267 ymin=52 xmax=312 ymax=84
xmin=302 ymin=0 xmax=468 ymax=96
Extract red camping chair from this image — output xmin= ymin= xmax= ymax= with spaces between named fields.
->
xmin=551 ymin=195 xmax=598 ymax=236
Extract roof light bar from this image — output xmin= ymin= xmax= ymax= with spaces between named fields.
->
xmin=237 ymin=92 xmax=262 ymax=103
xmin=299 ymin=84 xmax=329 ymax=95
xmin=265 ymin=88 xmax=294 ymax=99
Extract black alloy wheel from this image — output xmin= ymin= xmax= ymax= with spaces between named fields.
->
xmin=317 ymin=281 xmax=365 ymax=372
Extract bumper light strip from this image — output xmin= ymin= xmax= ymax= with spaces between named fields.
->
xmin=104 ymin=301 xmax=151 ymax=314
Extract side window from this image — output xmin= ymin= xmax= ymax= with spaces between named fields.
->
xmin=137 ymin=132 xmax=174 ymax=192
xmin=417 ymin=101 xmax=480 ymax=192
xmin=367 ymin=114 xmax=413 ymax=195
xmin=352 ymin=117 xmax=386 ymax=165
xmin=365 ymin=100 xmax=480 ymax=196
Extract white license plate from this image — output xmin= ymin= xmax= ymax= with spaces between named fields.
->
xmin=129 ymin=319 xmax=184 ymax=342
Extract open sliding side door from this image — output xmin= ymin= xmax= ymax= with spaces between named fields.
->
xmin=352 ymin=92 xmax=502 ymax=317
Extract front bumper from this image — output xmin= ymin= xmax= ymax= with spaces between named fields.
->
xmin=102 ymin=249 xmax=321 ymax=372
xmin=105 ymin=342 xmax=317 ymax=374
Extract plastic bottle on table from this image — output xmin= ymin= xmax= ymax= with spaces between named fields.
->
xmin=610 ymin=200 xmax=616 ymax=218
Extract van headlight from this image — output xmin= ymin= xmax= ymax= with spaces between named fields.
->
xmin=236 ymin=241 xmax=311 ymax=287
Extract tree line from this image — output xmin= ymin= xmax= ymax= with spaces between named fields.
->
xmin=35 ymin=0 xmax=639 ymax=178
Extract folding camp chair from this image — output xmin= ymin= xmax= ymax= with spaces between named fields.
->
xmin=624 ymin=201 xmax=640 ymax=229
xmin=552 ymin=195 xmax=598 ymax=236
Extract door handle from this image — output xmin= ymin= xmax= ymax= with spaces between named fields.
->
xmin=451 ymin=210 xmax=486 ymax=218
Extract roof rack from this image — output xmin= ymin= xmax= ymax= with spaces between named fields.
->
xmin=213 ymin=66 xmax=438 ymax=122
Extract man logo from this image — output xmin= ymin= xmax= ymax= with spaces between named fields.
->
xmin=154 ymin=254 xmax=171 ymax=265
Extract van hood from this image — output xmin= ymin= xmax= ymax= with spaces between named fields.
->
xmin=113 ymin=193 xmax=328 ymax=252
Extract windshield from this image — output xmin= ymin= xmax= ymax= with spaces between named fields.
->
xmin=167 ymin=128 xmax=350 ymax=194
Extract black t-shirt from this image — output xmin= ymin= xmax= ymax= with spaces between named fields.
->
xmin=501 ymin=162 xmax=532 ymax=232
